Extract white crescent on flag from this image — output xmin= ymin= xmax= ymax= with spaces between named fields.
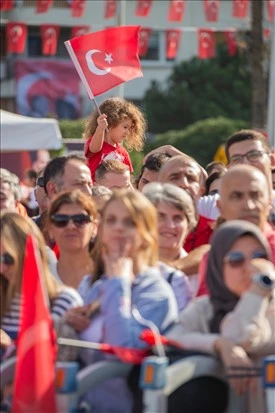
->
xmin=85 ymin=49 xmax=111 ymax=76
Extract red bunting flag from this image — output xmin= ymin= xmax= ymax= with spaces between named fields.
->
xmin=203 ymin=0 xmax=220 ymax=22
xmin=166 ymin=29 xmax=181 ymax=59
xmin=139 ymin=27 xmax=151 ymax=56
xmin=232 ymin=0 xmax=249 ymax=19
xmin=135 ymin=0 xmax=153 ymax=17
xmin=167 ymin=0 xmax=186 ymax=22
xmin=198 ymin=29 xmax=216 ymax=59
xmin=71 ymin=0 xmax=86 ymax=17
xmin=71 ymin=25 xmax=90 ymax=38
xmin=6 ymin=22 xmax=27 ymax=54
xmin=0 ymin=0 xmax=13 ymax=11
xmin=11 ymin=235 xmax=57 ymax=413
xmin=263 ymin=28 xmax=271 ymax=40
xmin=35 ymin=0 xmax=52 ymax=13
xmin=224 ymin=30 xmax=237 ymax=56
xmin=65 ymin=26 xmax=143 ymax=99
xmin=267 ymin=0 xmax=275 ymax=22
xmin=104 ymin=0 xmax=117 ymax=18
xmin=41 ymin=25 xmax=60 ymax=56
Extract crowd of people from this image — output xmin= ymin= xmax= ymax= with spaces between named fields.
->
xmin=0 ymin=97 xmax=275 ymax=413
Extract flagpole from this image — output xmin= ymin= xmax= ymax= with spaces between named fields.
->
xmin=117 ymin=0 xmax=126 ymax=98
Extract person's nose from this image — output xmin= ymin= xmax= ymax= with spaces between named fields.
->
xmin=179 ymin=176 xmax=189 ymax=190
xmin=244 ymin=197 xmax=256 ymax=210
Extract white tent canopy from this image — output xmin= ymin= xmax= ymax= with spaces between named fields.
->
xmin=0 ymin=110 xmax=62 ymax=151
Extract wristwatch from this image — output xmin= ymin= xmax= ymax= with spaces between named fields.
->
xmin=252 ymin=273 xmax=274 ymax=290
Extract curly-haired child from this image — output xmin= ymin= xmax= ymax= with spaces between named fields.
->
xmin=83 ymin=97 xmax=147 ymax=180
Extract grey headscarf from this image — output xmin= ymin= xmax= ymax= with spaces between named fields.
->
xmin=206 ymin=220 xmax=272 ymax=333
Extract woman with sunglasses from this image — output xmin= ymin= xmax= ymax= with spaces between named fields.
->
xmin=47 ymin=190 xmax=98 ymax=289
xmin=166 ymin=220 xmax=274 ymax=412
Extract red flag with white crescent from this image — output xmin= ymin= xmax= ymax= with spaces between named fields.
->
xmin=71 ymin=25 xmax=90 ymax=38
xmin=167 ymin=0 xmax=186 ymax=22
xmin=203 ymin=0 xmax=220 ymax=22
xmin=198 ymin=29 xmax=216 ymax=59
xmin=65 ymin=26 xmax=143 ymax=98
xmin=41 ymin=25 xmax=60 ymax=56
xmin=166 ymin=29 xmax=181 ymax=59
xmin=135 ymin=0 xmax=153 ymax=17
xmin=232 ymin=0 xmax=249 ymax=18
xmin=0 ymin=0 xmax=14 ymax=11
xmin=71 ymin=0 xmax=86 ymax=17
xmin=267 ymin=0 xmax=275 ymax=22
xmin=6 ymin=22 xmax=27 ymax=54
xmin=224 ymin=30 xmax=237 ymax=56
xmin=35 ymin=0 xmax=52 ymax=13
xmin=139 ymin=27 xmax=151 ymax=56
xmin=104 ymin=0 xmax=117 ymax=18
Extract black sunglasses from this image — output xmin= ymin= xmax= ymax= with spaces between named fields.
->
xmin=51 ymin=214 xmax=92 ymax=228
xmin=36 ymin=177 xmax=44 ymax=188
xmin=0 ymin=253 xmax=15 ymax=266
xmin=224 ymin=250 xmax=268 ymax=268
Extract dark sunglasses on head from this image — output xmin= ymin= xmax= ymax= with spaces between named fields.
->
xmin=0 ymin=253 xmax=15 ymax=266
xmin=51 ymin=214 xmax=91 ymax=228
xmin=36 ymin=176 xmax=44 ymax=188
xmin=223 ymin=250 xmax=268 ymax=268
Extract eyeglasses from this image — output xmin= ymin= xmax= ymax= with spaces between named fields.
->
xmin=36 ymin=177 xmax=44 ymax=188
xmin=0 ymin=253 xmax=15 ymax=266
xmin=51 ymin=214 xmax=91 ymax=228
xmin=229 ymin=150 xmax=267 ymax=165
xmin=224 ymin=250 xmax=268 ymax=268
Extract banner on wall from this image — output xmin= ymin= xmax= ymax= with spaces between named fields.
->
xmin=15 ymin=60 xmax=81 ymax=119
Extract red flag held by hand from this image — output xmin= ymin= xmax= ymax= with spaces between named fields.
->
xmin=36 ymin=0 xmax=52 ymax=13
xmin=224 ymin=30 xmax=237 ymax=56
xmin=135 ymin=0 xmax=153 ymax=17
xmin=71 ymin=0 xmax=86 ymax=17
xmin=167 ymin=0 xmax=186 ymax=22
xmin=166 ymin=29 xmax=181 ymax=59
xmin=71 ymin=25 xmax=90 ymax=39
xmin=12 ymin=235 xmax=57 ymax=413
xmin=198 ymin=28 xmax=216 ymax=59
xmin=203 ymin=0 xmax=220 ymax=22
xmin=6 ymin=22 xmax=27 ymax=54
xmin=41 ymin=25 xmax=60 ymax=56
xmin=104 ymin=0 xmax=117 ymax=18
xmin=139 ymin=27 xmax=151 ymax=56
xmin=232 ymin=0 xmax=249 ymax=18
xmin=140 ymin=329 xmax=185 ymax=350
xmin=65 ymin=26 xmax=143 ymax=98
xmin=0 ymin=0 xmax=13 ymax=11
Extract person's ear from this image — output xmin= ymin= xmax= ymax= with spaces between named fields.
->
xmin=270 ymin=151 xmax=275 ymax=167
xmin=46 ymin=181 xmax=57 ymax=199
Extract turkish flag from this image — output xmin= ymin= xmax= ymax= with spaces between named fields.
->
xmin=139 ymin=27 xmax=151 ymax=56
xmin=267 ymin=0 xmax=275 ymax=22
xmin=224 ymin=30 xmax=237 ymax=56
xmin=65 ymin=26 xmax=143 ymax=98
xmin=35 ymin=0 xmax=52 ymax=13
xmin=166 ymin=29 xmax=181 ymax=59
xmin=11 ymin=235 xmax=57 ymax=413
xmin=198 ymin=29 xmax=216 ymax=59
xmin=135 ymin=0 xmax=153 ymax=17
xmin=0 ymin=0 xmax=13 ymax=11
xmin=232 ymin=0 xmax=249 ymax=18
xmin=203 ymin=0 xmax=220 ymax=22
xmin=71 ymin=25 xmax=90 ymax=38
xmin=71 ymin=0 xmax=86 ymax=17
xmin=167 ymin=0 xmax=186 ymax=22
xmin=6 ymin=22 xmax=27 ymax=54
xmin=104 ymin=0 xmax=117 ymax=18
xmin=41 ymin=25 xmax=60 ymax=55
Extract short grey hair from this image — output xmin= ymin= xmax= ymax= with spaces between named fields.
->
xmin=142 ymin=182 xmax=197 ymax=231
xmin=0 ymin=168 xmax=21 ymax=200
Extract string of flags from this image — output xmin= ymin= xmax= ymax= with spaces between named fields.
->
xmin=1 ymin=0 xmax=275 ymax=22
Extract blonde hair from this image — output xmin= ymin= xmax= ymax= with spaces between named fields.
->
xmin=0 ymin=212 xmax=59 ymax=322
xmin=83 ymin=97 xmax=146 ymax=151
xmin=91 ymin=189 xmax=158 ymax=281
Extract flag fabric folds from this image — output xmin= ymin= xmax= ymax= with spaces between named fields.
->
xmin=41 ymin=25 xmax=60 ymax=56
xmin=139 ymin=27 xmax=151 ymax=56
xmin=12 ymin=235 xmax=57 ymax=413
xmin=65 ymin=26 xmax=143 ymax=99
xmin=71 ymin=0 xmax=86 ymax=17
xmin=71 ymin=25 xmax=90 ymax=39
xmin=35 ymin=0 xmax=52 ymax=13
xmin=167 ymin=0 xmax=186 ymax=22
xmin=198 ymin=28 xmax=216 ymax=59
xmin=135 ymin=0 xmax=153 ymax=17
xmin=232 ymin=0 xmax=249 ymax=19
xmin=203 ymin=0 xmax=220 ymax=22
xmin=6 ymin=22 xmax=27 ymax=54
xmin=166 ymin=29 xmax=181 ymax=59
xmin=104 ymin=0 xmax=117 ymax=18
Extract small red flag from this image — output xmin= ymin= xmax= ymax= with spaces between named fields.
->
xmin=71 ymin=25 xmax=90 ymax=38
xmin=0 ymin=0 xmax=13 ymax=11
xmin=140 ymin=329 xmax=185 ymax=350
xmin=167 ymin=0 xmax=186 ymax=22
xmin=41 ymin=25 xmax=60 ymax=56
xmin=203 ymin=0 xmax=220 ymax=22
xmin=35 ymin=0 xmax=52 ymax=13
xmin=135 ymin=0 xmax=153 ymax=17
xmin=71 ymin=0 xmax=86 ymax=17
xmin=224 ymin=30 xmax=237 ymax=56
xmin=65 ymin=26 xmax=143 ymax=99
xmin=139 ymin=27 xmax=151 ymax=56
xmin=232 ymin=0 xmax=249 ymax=18
xmin=12 ymin=235 xmax=57 ymax=413
xmin=267 ymin=0 xmax=275 ymax=22
xmin=198 ymin=29 xmax=216 ymax=59
xmin=104 ymin=0 xmax=117 ymax=18
xmin=6 ymin=22 xmax=27 ymax=54
xmin=263 ymin=28 xmax=271 ymax=39
xmin=166 ymin=29 xmax=181 ymax=59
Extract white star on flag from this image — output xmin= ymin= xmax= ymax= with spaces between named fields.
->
xmin=105 ymin=53 xmax=113 ymax=64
